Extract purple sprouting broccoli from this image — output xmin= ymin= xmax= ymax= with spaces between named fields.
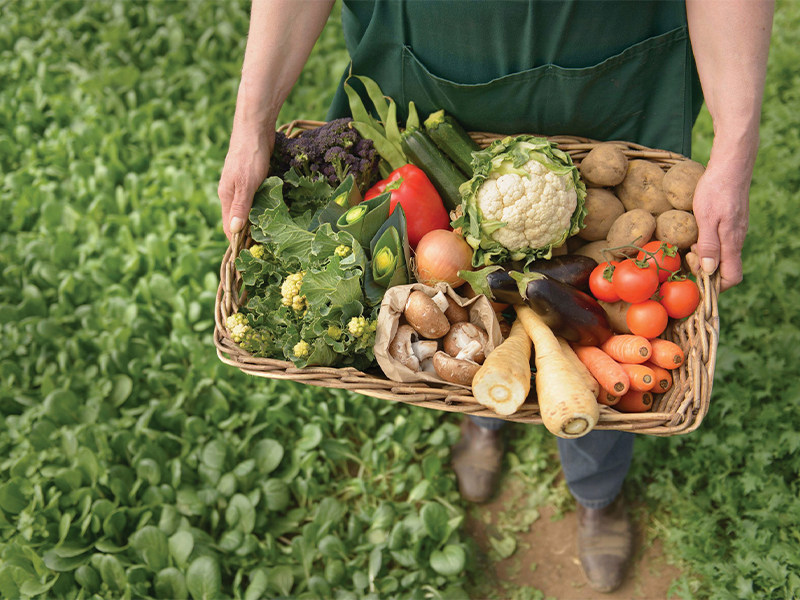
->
xmin=270 ymin=118 xmax=380 ymax=192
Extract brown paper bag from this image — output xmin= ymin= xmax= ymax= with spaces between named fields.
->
xmin=374 ymin=282 xmax=503 ymax=388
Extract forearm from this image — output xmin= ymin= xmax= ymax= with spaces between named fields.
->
xmin=234 ymin=0 xmax=336 ymax=129
xmin=686 ymin=0 xmax=774 ymax=178
xmin=219 ymin=0 xmax=335 ymax=239
xmin=685 ymin=0 xmax=774 ymax=289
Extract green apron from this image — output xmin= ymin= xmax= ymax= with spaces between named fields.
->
xmin=327 ymin=0 xmax=704 ymax=155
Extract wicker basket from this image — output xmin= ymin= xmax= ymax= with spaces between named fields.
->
xmin=214 ymin=120 xmax=720 ymax=436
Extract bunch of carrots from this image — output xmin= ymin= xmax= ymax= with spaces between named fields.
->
xmin=564 ymin=334 xmax=685 ymax=413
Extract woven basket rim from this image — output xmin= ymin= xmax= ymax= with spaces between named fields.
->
xmin=214 ymin=121 xmax=721 ymax=436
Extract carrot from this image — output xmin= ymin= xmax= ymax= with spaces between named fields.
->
xmin=572 ymin=345 xmax=630 ymax=397
xmin=472 ymin=319 xmax=532 ymax=416
xmin=597 ymin=388 xmax=620 ymax=406
xmin=515 ymin=306 xmax=599 ymax=439
xmin=615 ymin=390 xmax=655 ymax=413
xmin=557 ymin=336 xmax=600 ymax=397
xmin=599 ymin=334 xmax=652 ymax=364
xmin=649 ymin=338 xmax=685 ymax=369
xmin=619 ymin=363 xmax=655 ymax=392
xmin=644 ymin=361 xmax=673 ymax=393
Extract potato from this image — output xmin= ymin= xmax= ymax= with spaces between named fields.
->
xmin=606 ymin=208 xmax=657 ymax=255
xmin=579 ymin=143 xmax=628 ymax=187
xmin=656 ymin=209 xmax=699 ymax=250
xmin=615 ymin=160 xmax=673 ymax=215
xmin=663 ymin=159 xmax=705 ymax=210
xmin=598 ymin=300 xmax=632 ymax=334
xmin=578 ymin=188 xmax=625 ymax=241
xmin=573 ymin=240 xmax=625 ymax=264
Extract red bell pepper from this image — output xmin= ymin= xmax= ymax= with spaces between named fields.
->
xmin=363 ymin=164 xmax=451 ymax=248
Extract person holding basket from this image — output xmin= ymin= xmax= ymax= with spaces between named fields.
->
xmin=218 ymin=0 xmax=773 ymax=592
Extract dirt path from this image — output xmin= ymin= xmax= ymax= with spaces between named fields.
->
xmin=465 ymin=479 xmax=682 ymax=599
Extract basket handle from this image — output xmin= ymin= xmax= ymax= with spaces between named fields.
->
xmin=220 ymin=228 xmax=250 ymax=318
xmin=230 ymin=228 xmax=248 ymax=259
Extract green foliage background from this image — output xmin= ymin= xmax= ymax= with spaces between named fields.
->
xmin=0 ymin=1 xmax=798 ymax=598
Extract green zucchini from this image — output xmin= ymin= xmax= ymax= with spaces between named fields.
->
xmin=400 ymin=127 xmax=466 ymax=212
xmin=424 ymin=109 xmax=480 ymax=176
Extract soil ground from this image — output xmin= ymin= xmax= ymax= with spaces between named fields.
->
xmin=465 ymin=478 xmax=683 ymax=600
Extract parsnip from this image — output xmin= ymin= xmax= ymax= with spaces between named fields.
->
xmin=515 ymin=305 xmax=599 ymax=438
xmin=471 ymin=319 xmax=532 ymax=416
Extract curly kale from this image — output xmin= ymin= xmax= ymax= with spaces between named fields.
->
xmin=271 ymin=118 xmax=380 ymax=192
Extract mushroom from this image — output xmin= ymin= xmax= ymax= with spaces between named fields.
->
xmin=389 ymin=325 xmax=442 ymax=372
xmin=443 ymin=322 xmax=489 ymax=363
xmin=404 ymin=290 xmax=450 ymax=339
xmin=411 ymin=340 xmax=439 ymax=362
xmin=443 ymin=295 xmax=470 ymax=324
xmin=432 ymin=351 xmax=481 ymax=386
xmin=420 ymin=357 xmax=437 ymax=374
xmin=430 ymin=290 xmax=452 ymax=313
xmin=455 ymin=339 xmax=483 ymax=361
xmin=389 ymin=324 xmax=421 ymax=371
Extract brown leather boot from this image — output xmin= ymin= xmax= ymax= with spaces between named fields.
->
xmin=577 ymin=495 xmax=634 ymax=593
xmin=450 ymin=418 xmax=504 ymax=503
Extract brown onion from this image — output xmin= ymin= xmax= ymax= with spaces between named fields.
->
xmin=414 ymin=229 xmax=474 ymax=287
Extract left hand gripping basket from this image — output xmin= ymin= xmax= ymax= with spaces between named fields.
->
xmin=214 ymin=120 xmax=720 ymax=436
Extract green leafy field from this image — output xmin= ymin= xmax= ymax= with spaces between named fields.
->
xmin=1 ymin=1 xmax=798 ymax=598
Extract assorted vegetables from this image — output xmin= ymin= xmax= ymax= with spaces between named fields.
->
xmin=225 ymin=76 xmax=708 ymax=434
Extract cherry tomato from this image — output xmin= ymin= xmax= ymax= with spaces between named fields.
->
xmin=637 ymin=241 xmax=682 ymax=282
xmin=612 ymin=259 xmax=660 ymax=304
xmin=589 ymin=262 xmax=620 ymax=302
xmin=659 ymin=278 xmax=701 ymax=319
xmin=626 ymin=300 xmax=669 ymax=338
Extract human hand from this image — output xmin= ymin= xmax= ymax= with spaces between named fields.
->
xmin=218 ymin=119 xmax=275 ymax=241
xmin=690 ymin=161 xmax=751 ymax=292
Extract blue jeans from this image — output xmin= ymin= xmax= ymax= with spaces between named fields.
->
xmin=468 ymin=416 xmax=634 ymax=509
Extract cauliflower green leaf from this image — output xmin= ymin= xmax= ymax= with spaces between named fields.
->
xmin=233 ymin=176 xmax=377 ymax=369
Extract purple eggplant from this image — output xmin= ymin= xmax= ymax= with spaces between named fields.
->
xmin=517 ymin=272 xmax=612 ymax=346
xmin=461 ymin=255 xmax=599 ymax=303
xmin=524 ymin=255 xmax=598 ymax=293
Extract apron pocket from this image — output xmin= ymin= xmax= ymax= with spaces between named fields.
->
xmin=400 ymin=26 xmax=693 ymax=152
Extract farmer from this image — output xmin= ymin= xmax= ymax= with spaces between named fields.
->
xmin=218 ymin=0 xmax=773 ymax=592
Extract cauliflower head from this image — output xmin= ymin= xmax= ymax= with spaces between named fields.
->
xmin=475 ymin=159 xmax=577 ymax=252
xmin=293 ymin=340 xmax=311 ymax=358
xmin=280 ymin=271 xmax=307 ymax=313
xmin=226 ymin=313 xmax=251 ymax=343
xmin=347 ymin=315 xmax=377 ymax=338
xmin=457 ymin=135 xmax=586 ymax=267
